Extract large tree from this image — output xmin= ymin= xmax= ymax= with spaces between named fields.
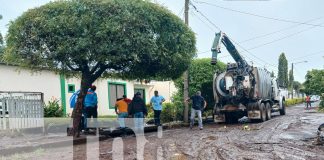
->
xmin=292 ymin=81 xmax=301 ymax=97
xmin=4 ymin=0 xmax=196 ymax=136
xmin=303 ymin=69 xmax=324 ymax=95
xmin=278 ymin=53 xmax=288 ymax=88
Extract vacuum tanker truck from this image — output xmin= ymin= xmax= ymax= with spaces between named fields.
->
xmin=211 ymin=32 xmax=286 ymax=123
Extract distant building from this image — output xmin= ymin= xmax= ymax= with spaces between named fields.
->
xmin=0 ymin=63 xmax=177 ymax=116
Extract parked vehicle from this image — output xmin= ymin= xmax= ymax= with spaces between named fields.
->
xmin=310 ymin=95 xmax=320 ymax=102
xmin=211 ymin=32 xmax=285 ymax=123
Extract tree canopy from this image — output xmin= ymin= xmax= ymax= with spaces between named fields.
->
xmin=303 ymin=69 xmax=324 ymax=95
xmin=4 ymin=0 xmax=196 ymax=81
xmin=292 ymin=81 xmax=301 ymax=95
xmin=278 ymin=53 xmax=288 ymax=88
xmin=4 ymin=0 xmax=196 ymax=136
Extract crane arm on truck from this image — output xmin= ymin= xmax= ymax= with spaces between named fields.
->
xmin=211 ymin=32 xmax=248 ymax=69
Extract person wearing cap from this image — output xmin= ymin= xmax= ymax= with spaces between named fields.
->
xmin=128 ymin=92 xmax=147 ymax=132
xmin=150 ymin=91 xmax=165 ymax=126
xmin=186 ymin=91 xmax=207 ymax=130
xmin=83 ymin=85 xmax=98 ymax=132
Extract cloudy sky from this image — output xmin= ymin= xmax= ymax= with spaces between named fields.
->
xmin=1 ymin=0 xmax=323 ymax=82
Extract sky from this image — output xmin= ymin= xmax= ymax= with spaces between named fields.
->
xmin=1 ymin=0 xmax=324 ymax=83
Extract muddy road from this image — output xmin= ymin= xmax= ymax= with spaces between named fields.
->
xmin=2 ymin=103 xmax=324 ymax=160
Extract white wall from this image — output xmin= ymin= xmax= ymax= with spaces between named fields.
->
xmin=147 ymin=81 xmax=177 ymax=103
xmin=0 ymin=64 xmax=61 ymax=104
xmin=65 ymin=78 xmax=138 ymax=116
xmin=1 ymin=64 xmax=179 ymax=116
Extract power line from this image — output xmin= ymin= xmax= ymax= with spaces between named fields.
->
xmin=190 ymin=10 xmax=215 ymax=32
xmin=290 ymin=50 xmax=324 ymax=61
xmin=239 ymin=17 xmax=323 ymax=44
xmin=192 ymin=0 xmax=324 ymax=27
xmin=192 ymin=5 xmax=323 ymax=58
xmin=245 ymin=21 xmax=324 ymax=51
xmin=177 ymin=6 xmax=185 ymax=18
xmin=190 ymin=1 xmax=276 ymax=68
xmin=229 ymin=37 xmax=277 ymax=68
xmin=189 ymin=1 xmax=222 ymax=31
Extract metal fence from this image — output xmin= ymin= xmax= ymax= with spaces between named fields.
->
xmin=0 ymin=91 xmax=44 ymax=130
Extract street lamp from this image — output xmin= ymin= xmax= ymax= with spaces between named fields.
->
xmin=291 ymin=60 xmax=307 ymax=99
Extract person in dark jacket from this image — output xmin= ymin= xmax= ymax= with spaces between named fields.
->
xmin=186 ymin=91 xmax=207 ymax=130
xmin=128 ymin=92 xmax=147 ymax=132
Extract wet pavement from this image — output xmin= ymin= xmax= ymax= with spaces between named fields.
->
xmin=1 ymin=102 xmax=324 ymax=160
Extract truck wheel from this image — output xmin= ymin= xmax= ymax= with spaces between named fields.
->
xmin=266 ymin=103 xmax=271 ymax=120
xmin=260 ymin=103 xmax=267 ymax=122
xmin=280 ymin=100 xmax=286 ymax=115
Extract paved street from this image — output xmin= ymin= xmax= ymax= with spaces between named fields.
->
xmin=2 ymin=102 xmax=323 ymax=160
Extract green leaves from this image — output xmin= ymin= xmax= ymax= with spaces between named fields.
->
xmin=174 ymin=58 xmax=226 ymax=108
xmin=278 ymin=53 xmax=288 ymax=88
xmin=5 ymin=0 xmax=196 ymax=80
xmin=303 ymin=69 xmax=324 ymax=95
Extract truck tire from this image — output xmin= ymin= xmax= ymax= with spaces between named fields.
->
xmin=280 ymin=100 xmax=286 ymax=115
xmin=260 ymin=103 xmax=267 ymax=122
xmin=266 ymin=103 xmax=271 ymax=120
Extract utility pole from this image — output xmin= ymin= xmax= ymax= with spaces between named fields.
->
xmin=183 ymin=0 xmax=189 ymax=123
xmin=291 ymin=63 xmax=294 ymax=99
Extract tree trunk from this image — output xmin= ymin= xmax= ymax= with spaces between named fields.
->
xmin=72 ymin=74 xmax=92 ymax=137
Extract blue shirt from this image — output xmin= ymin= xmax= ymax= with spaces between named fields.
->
xmin=69 ymin=90 xmax=80 ymax=108
xmin=150 ymin=95 xmax=165 ymax=110
xmin=84 ymin=89 xmax=98 ymax=108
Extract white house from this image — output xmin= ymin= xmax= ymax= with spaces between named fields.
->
xmin=0 ymin=63 xmax=177 ymax=116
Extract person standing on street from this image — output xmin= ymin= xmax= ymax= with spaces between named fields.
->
xmin=150 ymin=91 xmax=165 ymax=126
xmin=128 ymin=92 xmax=147 ymax=132
xmin=115 ymin=96 xmax=129 ymax=129
xmin=186 ymin=91 xmax=207 ymax=130
xmin=84 ymin=85 xmax=98 ymax=132
xmin=306 ymin=95 xmax=311 ymax=109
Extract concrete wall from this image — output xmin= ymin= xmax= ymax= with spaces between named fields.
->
xmin=0 ymin=65 xmax=61 ymax=104
xmin=147 ymin=81 xmax=177 ymax=103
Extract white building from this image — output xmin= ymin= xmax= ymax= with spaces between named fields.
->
xmin=0 ymin=63 xmax=177 ymax=116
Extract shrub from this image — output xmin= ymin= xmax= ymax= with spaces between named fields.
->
xmin=44 ymin=98 xmax=64 ymax=117
xmin=146 ymin=102 xmax=184 ymax=123
xmin=284 ymin=98 xmax=304 ymax=107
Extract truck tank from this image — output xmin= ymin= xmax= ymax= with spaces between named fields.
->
xmin=252 ymin=67 xmax=272 ymax=100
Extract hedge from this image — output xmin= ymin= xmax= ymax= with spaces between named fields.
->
xmin=284 ymin=98 xmax=304 ymax=107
